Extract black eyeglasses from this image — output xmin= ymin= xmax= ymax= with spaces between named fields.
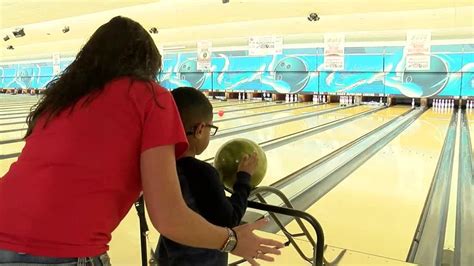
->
xmin=186 ymin=124 xmax=219 ymax=136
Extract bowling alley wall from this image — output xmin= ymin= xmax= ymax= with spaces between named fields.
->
xmin=1 ymin=43 xmax=473 ymax=97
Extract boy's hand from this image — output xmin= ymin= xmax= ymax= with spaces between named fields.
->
xmin=237 ymin=152 xmax=258 ymax=176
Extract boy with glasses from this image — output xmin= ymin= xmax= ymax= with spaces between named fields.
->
xmin=156 ymin=87 xmax=258 ymax=265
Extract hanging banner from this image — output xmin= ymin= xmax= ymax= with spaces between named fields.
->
xmin=197 ymin=40 xmax=212 ymax=71
xmin=248 ymin=36 xmax=283 ymax=56
xmin=324 ymin=34 xmax=345 ymax=71
xmin=406 ymin=31 xmax=431 ymax=71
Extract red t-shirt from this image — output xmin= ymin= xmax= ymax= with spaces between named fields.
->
xmin=0 ymin=77 xmax=188 ymax=257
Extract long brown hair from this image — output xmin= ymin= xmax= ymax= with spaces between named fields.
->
xmin=25 ymin=16 xmax=162 ymax=138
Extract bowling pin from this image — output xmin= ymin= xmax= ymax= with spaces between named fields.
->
xmin=379 ymin=97 xmax=383 ymax=106
xmin=312 ymin=93 xmax=316 ymax=103
xmin=411 ymin=98 xmax=415 ymax=108
xmin=285 ymin=94 xmax=289 ymax=103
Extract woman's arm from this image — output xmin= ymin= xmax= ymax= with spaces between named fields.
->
xmin=141 ymin=145 xmax=227 ymax=249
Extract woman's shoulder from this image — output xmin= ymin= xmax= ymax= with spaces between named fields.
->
xmin=106 ymin=76 xmax=171 ymax=105
xmin=108 ymin=76 xmax=166 ymax=92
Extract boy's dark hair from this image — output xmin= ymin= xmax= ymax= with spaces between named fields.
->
xmin=171 ymin=87 xmax=213 ymax=132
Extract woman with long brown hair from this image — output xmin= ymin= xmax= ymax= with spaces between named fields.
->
xmin=0 ymin=16 xmax=282 ymax=265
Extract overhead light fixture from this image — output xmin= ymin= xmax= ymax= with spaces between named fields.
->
xmin=12 ymin=28 xmax=25 ymax=38
xmin=3 ymin=35 xmax=9 ymax=41
xmin=6 ymin=45 xmax=14 ymax=50
xmin=149 ymin=27 xmax=158 ymax=34
xmin=62 ymin=26 xmax=70 ymax=33
xmin=222 ymin=0 xmax=229 ymax=3
xmin=307 ymin=13 xmax=320 ymax=22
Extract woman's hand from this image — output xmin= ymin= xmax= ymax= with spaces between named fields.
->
xmin=232 ymin=218 xmax=284 ymax=265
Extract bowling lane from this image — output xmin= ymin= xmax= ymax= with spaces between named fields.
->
xmin=212 ymin=100 xmax=264 ymax=109
xmin=0 ymin=123 xmax=27 ymax=131
xmin=0 ymin=158 xmax=16 ymax=176
xmin=215 ymin=103 xmax=337 ymax=131
xmin=0 ymin=105 xmax=35 ymax=111
xmin=0 ymin=117 xmax=26 ymax=124
xmin=0 ymin=141 xmax=25 ymax=156
xmin=0 ymin=108 xmax=32 ymax=114
xmin=287 ymin=109 xmax=452 ymax=260
xmin=259 ymin=106 xmax=410 ymax=187
xmin=0 ymin=98 xmax=39 ymax=104
xmin=468 ymin=111 xmax=474 ymax=155
xmin=0 ymin=101 xmax=38 ymax=108
xmin=200 ymin=105 xmax=374 ymax=159
xmin=213 ymin=100 xmax=273 ymax=111
xmin=213 ymin=102 xmax=312 ymax=121
xmin=0 ymin=128 xmax=27 ymax=141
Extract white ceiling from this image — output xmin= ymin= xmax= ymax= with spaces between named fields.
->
xmin=0 ymin=0 xmax=473 ymax=62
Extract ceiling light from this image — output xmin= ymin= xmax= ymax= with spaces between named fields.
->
xmin=12 ymin=28 xmax=25 ymax=38
xmin=307 ymin=13 xmax=320 ymax=22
